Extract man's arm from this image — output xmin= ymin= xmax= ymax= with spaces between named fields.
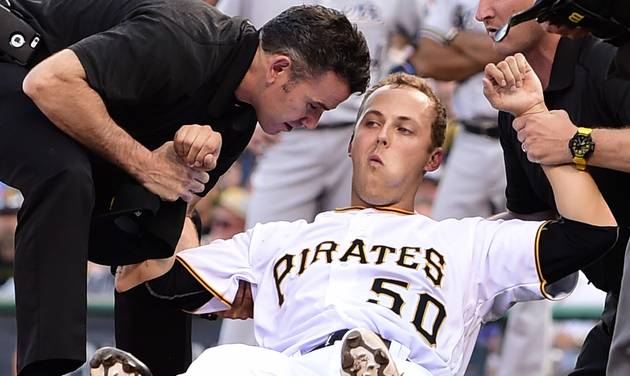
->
xmin=410 ymin=36 xmax=485 ymax=82
xmin=510 ymin=111 xmax=630 ymax=172
xmin=23 ymin=50 xmax=214 ymax=202
xmin=484 ymin=53 xmax=616 ymax=226
xmin=448 ymin=30 xmax=503 ymax=67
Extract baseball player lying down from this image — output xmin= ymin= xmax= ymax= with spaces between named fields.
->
xmin=92 ymin=71 xmax=624 ymax=376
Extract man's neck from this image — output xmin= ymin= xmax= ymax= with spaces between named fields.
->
xmin=523 ymin=35 xmax=561 ymax=90
xmin=234 ymin=46 xmax=264 ymax=104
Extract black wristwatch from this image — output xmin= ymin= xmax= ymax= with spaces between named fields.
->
xmin=568 ymin=127 xmax=595 ymax=171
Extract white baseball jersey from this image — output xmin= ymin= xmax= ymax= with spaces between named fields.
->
xmin=177 ymin=207 xmax=577 ymax=376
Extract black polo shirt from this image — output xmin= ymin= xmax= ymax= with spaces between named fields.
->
xmin=24 ymin=0 xmax=258 ymax=191
xmin=499 ymin=35 xmax=630 ymax=292
xmin=611 ymin=42 xmax=630 ymax=80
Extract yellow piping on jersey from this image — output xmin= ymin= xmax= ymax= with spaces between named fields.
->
xmin=534 ymin=221 xmax=553 ymax=299
xmin=175 ymin=256 xmax=232 ymax=308
xmin=335 ymin=206 xmax=415 ymax=215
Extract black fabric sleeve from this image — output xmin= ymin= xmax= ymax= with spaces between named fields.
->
xmin=145 ymin=260 xmax=214 ymax=312
xmin=538 ymin=218 xmax=627 ymax=289
xmin=498 ymin=111 xmax=551 ymax=214
xmin=69 ymin=12 xmax=213 ymax=104
xmin=609 ymin=42 xmax=630 ymax=80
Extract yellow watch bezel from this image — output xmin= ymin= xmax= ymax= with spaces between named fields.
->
xmin=571 ymin=127 xmax=593 ymax=171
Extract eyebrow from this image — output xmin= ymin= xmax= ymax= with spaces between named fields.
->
xmin=315 ymin=101 xmax=333 ymax=111
xmin=363 ymin=109 xmax=414 ymax=123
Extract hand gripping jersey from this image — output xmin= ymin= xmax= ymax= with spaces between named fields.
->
xmin=177 ymin=207 xmax=577 ymax=376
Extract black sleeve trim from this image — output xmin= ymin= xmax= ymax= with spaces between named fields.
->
xmin=175 ymin=256 xmax=232 ymax=308
xmin=537 ymin=218 xmax=623 ymax=287
xmin=533 ymin=220 xmax=552 ymax=299
xmin=145 ymin=260 xmax=215 ymax=312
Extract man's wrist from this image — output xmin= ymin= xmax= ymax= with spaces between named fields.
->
xmin=517 ymin=102 xmax=548 ymax=117
xmin=125 ymin=143 xmax=153 ymax=182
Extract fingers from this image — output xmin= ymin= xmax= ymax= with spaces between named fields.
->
xmin=146 ymin=139 xmax=213 ymax=202
xmin=485 ymin=55 xmax=529 ymax=90
xmin=173 ymin=127 xmax=192 ymax=162
xmin=202 ymin=154 xmax=217 ymax=171
xmin=191 ymin=170 xmax=210 ymax=185
xmin=233 ymin=280 xmax=246 ymax=306
xmin=174 ymin=124 xmax=222 ymax=169
xmin=187 ymin=135 xmax=221 ymax=170
xmin=179 ymin=190 xmax=194 ymax=203
xmin=512 ymin=116 xmax=526 ymax=132
xmin=215 ymin=281 xmax=254 ymax=320
xmin=508 ymin=55 xmax=523 ymax=87
xmin=482 ymin=76 xmax=495 ymax=94
xmin=484 ymin=63 xmax=506 ymax=87
xmin=497 ymin=56 xmax=521 ymax=89
xmin=514 ymin=53 xmax=529 ymax=76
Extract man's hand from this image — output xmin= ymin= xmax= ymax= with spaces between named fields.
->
xmin=138 ymin=141 xmax=209 ymax=202
xmin=513 ymin=109 xmax=577 ymax=165
xmin=174 ymin=124 xmax=222 ymax=170
xmin=483 ymin=53 xmax=547 ymax=116
xmin=215 ymin=281 xmax=254 ymax=320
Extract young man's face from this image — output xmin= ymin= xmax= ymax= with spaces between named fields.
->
xmin=256 ymin=71 xmax=350 ymax=134
xmin=349 ymin=86 xmax=441 ymax=209
xmin=476 ymin=0 xmax=548 ymax=56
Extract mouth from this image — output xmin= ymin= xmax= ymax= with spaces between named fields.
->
xmin=368 ymin=154 xmax=383 ymax=166
xmin=485 ymin=26 xmax=498 ymax=39
xmin=283 ymin=122 xmax=294 ymax=132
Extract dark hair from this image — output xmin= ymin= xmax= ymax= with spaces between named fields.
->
xmin=260 ymin=5 xmax=371 ymax=94
xmin=357 ymin=73 xmax=447 ymax=150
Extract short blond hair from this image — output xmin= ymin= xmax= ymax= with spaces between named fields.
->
xmin=357 ymin=73 xmax=447 ymax=150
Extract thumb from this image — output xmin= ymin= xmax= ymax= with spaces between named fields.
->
xmin=482 ymin=77 xmax=500 ymax=108
xmin=202 ymin=153 xmax=217 ymax=171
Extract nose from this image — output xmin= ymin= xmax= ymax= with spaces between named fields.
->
xmin=300 ymin=116 xmax=318 ymax=130
xmin=475 ymin=0 xmax=493 ymax=23
xmin=376 ymin=126 xmax=389 ymax=147
xmin=301 ymin=109 xmax=324 ymax=130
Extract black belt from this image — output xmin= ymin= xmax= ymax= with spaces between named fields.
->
xmin=308 ymin=329 xmax=391 ymax=353
xmin=461 ymin=121 xmax=500 ymax=139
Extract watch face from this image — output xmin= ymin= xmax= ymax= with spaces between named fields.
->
xmin=570 ymin=134 xmax=595 ymax=158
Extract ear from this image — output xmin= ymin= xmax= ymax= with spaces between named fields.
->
xmin=266 ymin=55 xmax=292 ymax=84
xmin=347 ymin=132 xmax=355 ymax=156
xmin=424 ymin=147 xmax=443 ymax=172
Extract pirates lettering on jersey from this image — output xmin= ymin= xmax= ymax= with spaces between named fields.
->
xmin=272 ymin=239 xmax=447 ymax=306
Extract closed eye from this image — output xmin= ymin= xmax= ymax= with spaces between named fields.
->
xmin=397 ymin=126 xmax=413 ymax=135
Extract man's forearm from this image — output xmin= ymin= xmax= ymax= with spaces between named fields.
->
xmin=410 ymin=38 xmax=484 ymax=82
xmin=543 ymin=165 xmax=616 ymax=226
xmin=450 ymin=31 xmax=502 ymax=66
xmin=23 ymin=49 xmax=152 ymax=178
xmin=589 ymin=127 xmax=630 ymax=172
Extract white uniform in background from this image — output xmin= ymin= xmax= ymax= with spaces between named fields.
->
xmin=421 ymin=0 xmax=506 ymax=220
xmin=177 ymin=208 xmax=576 ymax=376
xmin=216 ymin=0 xmax=425 ymax=346
xmin=421 ymin=2 xmax=549 ymax=374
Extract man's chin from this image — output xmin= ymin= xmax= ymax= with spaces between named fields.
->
xmin=356 ymin=190 xmax=396 ymax=208
xmin=259 ymin=123 xmax=282 ymax=135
